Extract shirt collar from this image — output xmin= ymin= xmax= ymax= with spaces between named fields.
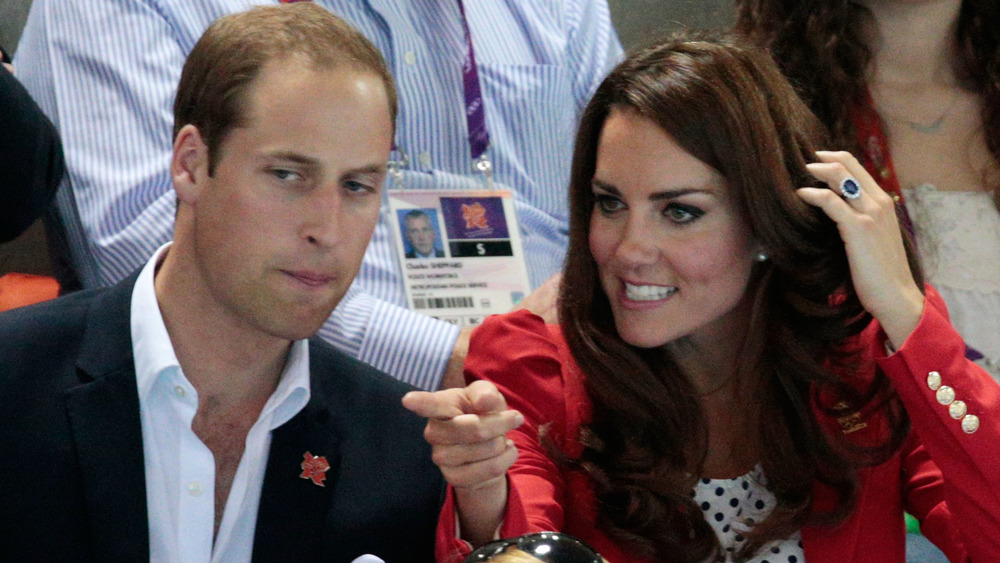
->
xmin=267 ymin=338 xmax=311 ymax=429
xmin=131 ymin=243 xmax=179 ymax=402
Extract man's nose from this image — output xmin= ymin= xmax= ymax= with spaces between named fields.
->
xmin=301 ymin=190 xmax=343 ymax=247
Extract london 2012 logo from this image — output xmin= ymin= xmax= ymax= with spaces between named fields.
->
xmin=461 ymin=202 xmax=489 ymax=230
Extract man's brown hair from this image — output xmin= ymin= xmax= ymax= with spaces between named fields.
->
xmin=173 ymin=2 xmax=397 ymax=174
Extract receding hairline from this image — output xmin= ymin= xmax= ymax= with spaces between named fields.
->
xmin=236 ymin=52 xmax=392 ymax=119
xmin=172 ymin=2 xmax=398 ymax=151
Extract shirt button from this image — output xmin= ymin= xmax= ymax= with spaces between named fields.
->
xmin=404 ymin=51 xmax=416 ymax=66
xmin=174 ymin=385 xmax=186 ymax=397
xmin=188 ymin=481 xmax=203 ymax=496
xmin=419 ymin=151 xmax=432 ymax=168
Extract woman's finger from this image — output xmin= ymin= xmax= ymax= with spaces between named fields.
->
xmin=432 ymin=436 xmax=513 ymax=468
xmin=442 ymin=441 xmax=519 ymax=491
xmin=813 ymin=150 xmax=895 ymax=206
xmin=423 ymin=410 xmax=524 ymax=446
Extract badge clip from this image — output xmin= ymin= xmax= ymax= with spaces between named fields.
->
xmin=388 ymin=147 xmax=409 ymax=190
xmin=475 ymin=153 xmax=495 ymax=190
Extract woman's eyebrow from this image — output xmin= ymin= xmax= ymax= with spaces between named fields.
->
xmin=592 ymin=179 xmax=715 ymax=200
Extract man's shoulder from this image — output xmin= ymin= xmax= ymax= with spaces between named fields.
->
xmin=0 ymin=274 xmax=135 ymax=379
xmin=0 ymin=286 xmax=105 ymax=346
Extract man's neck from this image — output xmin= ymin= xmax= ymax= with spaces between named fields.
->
xmin=864 ymin=0 xmax=962 ymax=87
xmin=153 ymin=246 xmax=290 ymax=407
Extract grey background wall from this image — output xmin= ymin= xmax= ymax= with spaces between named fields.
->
xmin=0 ymin=0 xmax=735 ymax=275
xmin=610 ymin=0 xmax=735 ymax=49
xmin=0 ymin=0 xmax=32 ymax=54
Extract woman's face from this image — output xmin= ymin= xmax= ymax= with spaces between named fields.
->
xmin=589 ymin=108 xmax=757 ymax=350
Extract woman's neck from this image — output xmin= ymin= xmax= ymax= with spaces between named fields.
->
xmin=863 ymin=0 xmax=963 ymax=87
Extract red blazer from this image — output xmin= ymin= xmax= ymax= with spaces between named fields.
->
xmin=437 ymin=287 xmax=1000 ymax=562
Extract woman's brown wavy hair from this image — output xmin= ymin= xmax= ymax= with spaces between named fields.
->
xmin=557 ymin=34 xmax=918 ymax=562
xmin=734 ymin=0 xmax=1000 ymax=191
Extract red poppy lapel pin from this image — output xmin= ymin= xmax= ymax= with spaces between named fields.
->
xmin=300 ymin=451 xmax=330 ymax=487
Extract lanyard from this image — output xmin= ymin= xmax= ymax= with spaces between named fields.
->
xmin=455 ymin=0 xmax=494 ymax=184
xmin=455 ymin=0 xmax=489 ymax=159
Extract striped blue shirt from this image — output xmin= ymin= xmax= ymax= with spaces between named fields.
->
xmin=15 ymin=0 xmax=622 ymax=390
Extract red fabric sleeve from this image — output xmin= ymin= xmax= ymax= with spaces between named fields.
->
xmin=877 ymin=286 xmax=1000 ymax=559
xmin=434 ymin=310 xmax=576 ymax=561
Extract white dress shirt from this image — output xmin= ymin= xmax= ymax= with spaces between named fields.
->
xmin=130 ymin=243 xmax=311 ymax=563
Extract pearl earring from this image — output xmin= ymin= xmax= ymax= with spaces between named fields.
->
xmin=754 ymin=251 xmax=769 ymax=262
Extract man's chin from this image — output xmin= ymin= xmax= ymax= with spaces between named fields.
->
xmin=271 ymin=301 xmax=341 ymax=340
xmin=271 ymin=317 xmax=329 ymax=341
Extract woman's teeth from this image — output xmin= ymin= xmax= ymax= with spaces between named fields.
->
xmin=624 ymin=283 xmax=677 ymax=301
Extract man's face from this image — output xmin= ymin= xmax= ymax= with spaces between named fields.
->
xmin=175 ymin=57 xmax=393 ymax=341
xmin=405 ymin=215 xmax=436 ymax=256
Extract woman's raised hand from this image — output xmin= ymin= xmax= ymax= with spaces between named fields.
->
xmin=797 ymin=150 xmax=925 ymax=348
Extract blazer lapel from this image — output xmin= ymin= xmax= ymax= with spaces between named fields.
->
xmin=252 ymin=398 xmax=340 ymax=561
xmin=65 ymin=272 xmax=150 ymax=560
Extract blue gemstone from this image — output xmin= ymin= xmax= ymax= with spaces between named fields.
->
xmin=840 ymin=177 xmax=861 ymax=199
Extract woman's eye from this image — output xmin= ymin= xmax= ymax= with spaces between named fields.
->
xmin=594 ymin=194 xmax=625 ymax=214
xmin=664 ymin=203 xmax=703 ymax=223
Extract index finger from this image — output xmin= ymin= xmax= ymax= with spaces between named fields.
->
xmin=402 ymin=388 xmax=469 ymax=420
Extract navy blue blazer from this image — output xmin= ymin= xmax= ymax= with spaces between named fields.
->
xmin=0 ymin=271 xmax=444 ymax=562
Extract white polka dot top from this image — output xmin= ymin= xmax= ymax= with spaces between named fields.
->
xmin=691 ymin=465 xmax=805 ymax=562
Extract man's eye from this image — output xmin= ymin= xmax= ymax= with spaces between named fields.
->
xmin=271 ymin=168 xmax=302 ymax=182
xmin=594 ymin=194 xmax=624 ymax=214
xmin=344 ymin=180 xmax=375 ymax=194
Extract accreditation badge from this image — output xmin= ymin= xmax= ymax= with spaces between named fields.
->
xmin=388 ymin=188 xmax=531 ymax=327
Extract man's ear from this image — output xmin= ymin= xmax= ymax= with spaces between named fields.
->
xmin=172 ymin=124 xmax=210 ymax=204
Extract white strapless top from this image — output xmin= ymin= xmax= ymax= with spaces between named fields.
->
xmin=903 ymin=184 xmax=1000 ymax=380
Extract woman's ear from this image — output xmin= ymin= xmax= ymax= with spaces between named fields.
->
xmin=171 ymin=124 xmax=210 ymax=204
